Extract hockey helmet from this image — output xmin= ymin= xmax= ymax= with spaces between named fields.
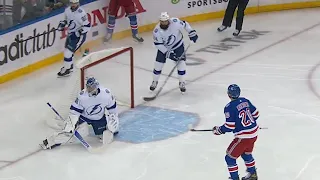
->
xmin=70 ymin=0 xmax=80 ymax=11
xmin=86 ymin=77 xmax=99 ymax=96
xmin=70 ymin=0 xmax=79 ymax=3
xmin=159 ymin=12 xmax=170 ymax=30
xmin=227 ymin=84 xmax=241 ymax=99
xmin=159 ymin=12 xmax=170 ymax=21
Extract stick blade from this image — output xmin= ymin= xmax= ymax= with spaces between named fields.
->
xmin=143 ymin=96 xmax=157 ymax=101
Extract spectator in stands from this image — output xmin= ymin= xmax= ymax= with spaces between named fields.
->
xmin=0 ymin=0 xmax=13 ymax=30
xmin=20 ymin=0 xmax=46 ymax=23
xmin=44 ymin=0 xmax=68 ymax=13
xmin=12 ymin=0 xmax=23 ymax=26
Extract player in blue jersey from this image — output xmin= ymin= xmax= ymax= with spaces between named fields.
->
xmin=212 ymin=84 xmax=260 ymax=180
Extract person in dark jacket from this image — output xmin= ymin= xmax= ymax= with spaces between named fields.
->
xmin=217 ymin=0 xmax=249 ymax=36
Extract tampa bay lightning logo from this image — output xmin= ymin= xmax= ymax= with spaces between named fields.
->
xmin=86 ymin=104 xmax=103 ymax=115
xmin=166 ymin=35 xmax=176 ymax=46
xmin=68 ymin=20 xmax=76 ymax=31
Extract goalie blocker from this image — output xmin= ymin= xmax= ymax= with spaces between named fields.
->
xmin=40 ymin=77 xmax=120 ymax=149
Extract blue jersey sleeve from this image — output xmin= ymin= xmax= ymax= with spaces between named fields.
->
xmin=219 ymin=106 xmax=235 ymax=133
xmin=248 ymin=100 xmax=259 ymax=121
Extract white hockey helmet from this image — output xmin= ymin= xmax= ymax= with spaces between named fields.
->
xmin=159 ymin=12 xmax=170 ymax=21
xmin=70 ymin=0 xmax=79 ymax=3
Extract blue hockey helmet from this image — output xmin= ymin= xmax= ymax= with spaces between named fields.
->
xmin=86 ymin=76 xmax=99 ymax=96
xmin=227 ymin=84 xmax=241 ymax=99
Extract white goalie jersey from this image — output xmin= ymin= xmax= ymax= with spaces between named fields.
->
xmin=70 ymin=86 xmax=117 ymax=120
xmin=153 ymin=17 xmax=194 ymax=54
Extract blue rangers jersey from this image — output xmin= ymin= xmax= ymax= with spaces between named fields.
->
xmin=153 ymin=18 xmax=194 ymax=54
xmin=219 ymin=97 xmax=260 ymax=138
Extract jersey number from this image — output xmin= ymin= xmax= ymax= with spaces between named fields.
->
xmin=239 ymin=108 xmax=255 ymax=127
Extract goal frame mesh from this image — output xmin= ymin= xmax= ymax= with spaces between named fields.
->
xmin=80 ymin=47 xmax=134 ymax=108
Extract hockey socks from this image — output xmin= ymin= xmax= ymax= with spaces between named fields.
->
xmin=128 ymin=15 xmax=138 ymax=35
xmin=241 ymin=153 xmax=256 ymax=174
xmin=177 ymin=60 xmax=186 ymax=83
xmin=107 ymin=15 xmax=116 ymax=34
xmin=225 ymin=155 xmax=239 ymax=179
xmin=153 ymin=61 xmax=164 ymax=82
xmin=63 ymin=49 xmax=74 ymax=69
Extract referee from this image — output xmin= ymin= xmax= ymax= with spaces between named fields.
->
xmin=217 ymin=0 xmax=249 ymax=36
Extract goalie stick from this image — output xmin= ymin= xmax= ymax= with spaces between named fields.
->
xmin=143 ymin=44 xmax=191 ymax=101
xmin=46 ymin=102 xmax=111 ymax=153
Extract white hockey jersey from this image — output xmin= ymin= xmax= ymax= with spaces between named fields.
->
xmin=70 ymin=87 xmax=117 ymax=121
xmin=153 ymin=18 xmax=194 ymax=54
xmin=64 ymin=6 xmax=91 ymax=34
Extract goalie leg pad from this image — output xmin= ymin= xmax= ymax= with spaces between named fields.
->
xmin=41 ymin=122 xmax=90 ymax=149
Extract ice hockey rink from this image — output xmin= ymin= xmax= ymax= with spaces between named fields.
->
xmin=1 ymin=8 xmax=320 ymax=180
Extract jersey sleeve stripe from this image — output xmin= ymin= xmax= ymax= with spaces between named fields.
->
xmin=252 ymin=110 xmax=259 ymax=118
xmin=70 ymin=105 xmax=83 ymax=113
xmin=224 ymin=123 xmax=235 ymax=130
xmin=106 ymin=102 xmax=117 ymax=110
xmin=154 ymin=42 xmax=164 ymax=45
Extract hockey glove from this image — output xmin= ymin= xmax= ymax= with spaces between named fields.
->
xmin=63 ymin=113 xmax=79 ymax=133
xmin=167 ymin=52 xmax=178 ymax=61
xmin=107 ymin=113 xmax=119 ymax=133
xmin=57 ymin=20 xmax=67 ymax=31
xmin=188 ymin=30 xmax=198 ymax=43
xmin=213 ymin=126 xmax=223 ymax=135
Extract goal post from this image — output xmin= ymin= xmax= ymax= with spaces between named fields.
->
xmin=46 ymin=47 xmax=134 ymax=130
xmin=80 ymin=47 xmax=134 ymax=108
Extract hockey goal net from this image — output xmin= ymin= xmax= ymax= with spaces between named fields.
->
xmin=46 ymin=47 xmax=134 ymax=129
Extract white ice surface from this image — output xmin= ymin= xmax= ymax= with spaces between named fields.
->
xmin=1 ymin=8 xmax=320 ymax=180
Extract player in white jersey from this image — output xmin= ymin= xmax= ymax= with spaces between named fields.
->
xmin=57 ymin=0 xmax=91 ymax=77
xmin=40 ymin=77 xmax=119 ymax=149
xmin=150 ymin=12 xmax=198 ymax=93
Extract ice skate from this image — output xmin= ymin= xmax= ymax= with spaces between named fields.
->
xmin=149 ymin=81 xmax=158 ymax=91
xmin=57 ymin=64 xmax=73 ymax=77
xmin=179 ymin=82 xmax=186 ymax=93
xmin=233 ymin=29 xmax=241 ymax=36
xmin=241 ymin=172 xmax=257 ymax=180
xmin=132 ymin=34 xmax=144 ymax=42
xmin=217 ymin=25 xmax=227 ymax=32
xmin=103 ymin=33 xmax=113 ymax=43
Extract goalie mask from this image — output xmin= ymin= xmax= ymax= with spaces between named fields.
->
xmin=86 ymin=77 xmax=99 ymax=96
xmin=159 ymin=12 xmax=170 ymax=30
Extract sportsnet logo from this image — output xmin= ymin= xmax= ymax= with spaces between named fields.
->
xmin=187 ymin=0 xmax=228 ymax=8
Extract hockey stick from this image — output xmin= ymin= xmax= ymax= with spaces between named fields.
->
xmin=143 ymin=44 xmax=191 ymax=101
xmin=189 ymin=126 xmax=268 ymax=132
xmin=46 ymin=102 xmax=105 ymax=153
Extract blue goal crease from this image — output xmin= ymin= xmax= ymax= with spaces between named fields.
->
xmin=114 ymin=105 xmax=200 ymax=144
